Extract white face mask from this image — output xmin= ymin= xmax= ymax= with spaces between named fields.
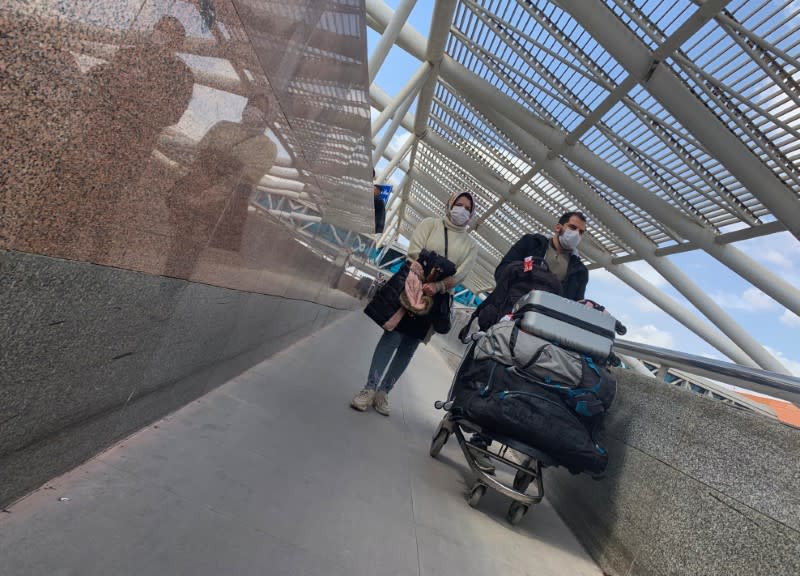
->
xmin=559 ymin=228 xmax=582 ymax=251
xmin=450 ymin=205 xmax=471 ymax=226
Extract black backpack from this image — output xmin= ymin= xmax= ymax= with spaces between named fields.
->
xmin=459 ymin=259 xmax=562 ymax=341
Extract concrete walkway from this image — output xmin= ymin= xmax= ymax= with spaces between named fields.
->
xmin=0 ymin=312 xmax=600 ymax=576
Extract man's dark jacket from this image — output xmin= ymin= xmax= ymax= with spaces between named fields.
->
xmin=495 ymin=233 xmax=588 ymax=301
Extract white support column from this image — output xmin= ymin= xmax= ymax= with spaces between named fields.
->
xmin=558 ymin=0 xmax=800 ymax=240
xmin=385 ymin=173 xmax=410 ymax=218
xmin=371 ymin=62 xmax=431 ymax=138
xmin=411 ymin=0 xmax=459 ymax=137
xmin=372 ymin=92 xmax=416 ymax=166
xmin=368 ymin=0 xmax=418 ymax=84
xmin=619 ymin=355 xmax=658 ymax=378
xmin=366 ymin=0 xmax=428 ymax=60
xmin=377 ymin=135 xmax=415 ymax=183
xmin=380 ymin=209 xmax=400 ymax=242
xmin=379 ymin=173 xmax=411 ymax=244
xmin=378 ymin=143 xmax=411 ymax=175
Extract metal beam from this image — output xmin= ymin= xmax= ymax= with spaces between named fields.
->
xmin=364 ymin=1 xmax=790 ymax=371
xmin=372 ymin=86 xmax=417 ymax=165
xmin=371 ymin=62 xmax=431 ymax=138
xmin=412 ymin=0 xmax=458 ymax=137
xmin=558 ymin=0 xmax=800 ymax=240
xmin=368 ymin=0 xmax=418 ymax=84
xmin=377 ymin=135 xmax=416 ymax=183
xmin=367 ymin=2 xmax=800 ymax=321
xmin=396 ymin=68 xmax=776 ymax=369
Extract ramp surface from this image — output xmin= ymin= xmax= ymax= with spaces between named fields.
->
xmin=0 ymin=312 xmax=600 ymax=576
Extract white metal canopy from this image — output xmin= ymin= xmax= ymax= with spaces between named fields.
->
xmin=365 ymin=0 xmax=800 ymax=374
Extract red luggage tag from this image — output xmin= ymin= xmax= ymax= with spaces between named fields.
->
xmin=523 ymin=256 xmax=533 ymax=272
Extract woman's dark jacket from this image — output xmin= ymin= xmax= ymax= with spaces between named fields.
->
xmin=364 ymin=250 xmax=456 ymax=340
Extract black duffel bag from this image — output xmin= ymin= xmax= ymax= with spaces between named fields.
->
xmin=451 ymin=356 xmax=612 ymax=475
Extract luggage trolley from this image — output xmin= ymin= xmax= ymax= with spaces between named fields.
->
xmin=428 ymin=334 xmax=555 ymax=525
xmin=429 ymin=292 xmax=626 ymax=526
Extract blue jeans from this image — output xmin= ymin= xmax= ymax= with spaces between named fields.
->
xmin=365 ymin=330 xmax=421 ymax=394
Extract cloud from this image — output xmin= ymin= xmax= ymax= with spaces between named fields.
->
xmin=628 ymin=261 xmax=668 ymax=288
xmin=736 ymin=232 xmax=800 ymax=272
xmin=762 ymin=249 xmax=794 ymax=269
xmin=633 ymin=296 xmax=665 ymax=314
xmin=388 ymin=130 xmax=411 ymax=154
xmin=625 ymin=324 xmax=675 ymax=349
xmin=765 ymin=346 xmax=800 ymax=377
xmin=587 ymin=267 xmax=623 ymax=286
xmin=780 ymin=309 xmax=800 ymax=328
xmin=711 ymin=286 xmax=777 ymax=312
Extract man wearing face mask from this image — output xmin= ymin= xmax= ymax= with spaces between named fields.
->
xmin=495 ymin=211 xmax=589 ymax=301
xmin=468 ymin=211 xmax=588 ymax=473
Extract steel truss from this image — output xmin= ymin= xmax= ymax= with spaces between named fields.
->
xmin=366 ymin=0 xmax=800 ymax=374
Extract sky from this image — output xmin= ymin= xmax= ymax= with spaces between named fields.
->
xmin=367 ymin=0 xmax=800 ymax=376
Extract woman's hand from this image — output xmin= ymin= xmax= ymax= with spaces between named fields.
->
xmin=422 ymin=283 xmax=438 ymax=297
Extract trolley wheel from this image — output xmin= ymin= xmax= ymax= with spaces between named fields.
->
xmin=429 ymin=429 xmax=449 ymax=458
xmin=468 ymin=484 xmax=486 ymax=508
xmin=507 ymin=501 xmax=528 ymax=525
xmin=512 ymin=470 xmax=534 ymax=493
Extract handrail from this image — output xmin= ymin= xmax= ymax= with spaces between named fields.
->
xmin=613 ymin=338 xmax=800 ymax=405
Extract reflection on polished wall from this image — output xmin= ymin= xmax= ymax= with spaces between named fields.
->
xmin=0 ymin=0 xmax=373 ymax=302
xmin=0 ymin=0 xmax=374 ymax=507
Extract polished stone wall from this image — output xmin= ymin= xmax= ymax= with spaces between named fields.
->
xmin=1 ymin=0 xmax=373 ymax=280
xmin=1 ymin=0 xmax=372 ymax=506
xmin=544 ymin=369 xmax=800 ymax=576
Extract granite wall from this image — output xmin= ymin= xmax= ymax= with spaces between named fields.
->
xmin=544 ymin=368 xmax=800 ymax=576
xmin=1 ymin=0 xmax=373 ymax=507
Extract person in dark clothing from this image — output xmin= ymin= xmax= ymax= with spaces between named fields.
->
xmin=494 ymin=211 xmax=588 ymax=301
xmin=470 ymin=211 xmax=589 ymax=473
xmin=373 ymin=184 xmax=386 ymax=233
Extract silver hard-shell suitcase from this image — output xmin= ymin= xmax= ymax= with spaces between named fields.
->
xmin=513 ymin=291 xmax=617 ymax=359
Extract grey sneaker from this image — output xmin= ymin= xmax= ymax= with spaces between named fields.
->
xmin=373 ymin=390 xmax=391 ymax=416
xmin=351 ymin=388 xmax=375 ymax=412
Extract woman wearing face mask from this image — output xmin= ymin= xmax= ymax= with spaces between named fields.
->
xmin=353 ymin=192 xmax=478 ymax=416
